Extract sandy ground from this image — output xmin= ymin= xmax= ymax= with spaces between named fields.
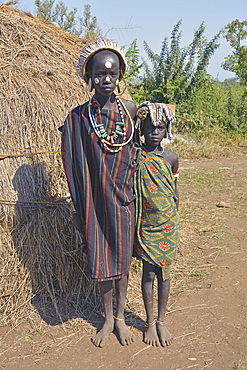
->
xmin=0 ymin=153 xmax=246 ymax=370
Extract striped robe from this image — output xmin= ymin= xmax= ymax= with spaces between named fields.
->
xmin=61 ymin=101 xmax=136 ymax=281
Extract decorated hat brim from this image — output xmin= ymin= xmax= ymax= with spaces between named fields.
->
xmin=78 ymin=39 xmax=126 ymax=83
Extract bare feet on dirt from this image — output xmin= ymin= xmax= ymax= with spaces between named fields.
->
xmin=114 ymin=320 xmax=135 ymax=346
xmin=156 ymin=322 xmax=173 ymax=346
xmin=91 ymin=318 xmax=114 ymax=347
xmin=144 ymin=324 xmax=160 ymax=346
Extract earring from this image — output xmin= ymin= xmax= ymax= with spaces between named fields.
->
xmin=87 ymin=77 xmax=93 ymax=92
xmin=116 ymin=79 xmax=121 ymax=94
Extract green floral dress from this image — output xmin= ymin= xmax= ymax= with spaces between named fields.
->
xmin=134 ymin=145 xmax=180 ymax=280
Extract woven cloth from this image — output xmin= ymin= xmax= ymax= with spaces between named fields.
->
xmin=61 ymin=102 xmax=136 ymax=281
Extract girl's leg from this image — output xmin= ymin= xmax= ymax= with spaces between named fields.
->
xmin=156 ymin=272 xmax=173 ymax=346
xmin=92 ymin=280 xmax=114 ymax=347
xmin=142 ymin=260 xmax=160 ymax=346
xmin=114 ymin=275 xmax=135 ymax=345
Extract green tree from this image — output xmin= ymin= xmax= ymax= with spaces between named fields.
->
xmin=125 ymin=39 xmax=142 ymax=83
xmin=78 ymin=4 xmax=101 ymax=38
xmin=141 ymin=20 xmax=221 ymax=104
xmin=35 ymin=1 xmax=101 ymax=37
xmin=53 ymin=1 xmax=77 ymax=31
xmin=124 ymin=39 xmax=144 ymax=103
xmin=222 ymin=19 xmax=247 ymax=85
xmin=35 ymin=0 xmax=77 ymax=31
xmin=35 ymin=0 xmax=54 ymax=22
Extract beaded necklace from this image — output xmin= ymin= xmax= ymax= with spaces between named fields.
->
xmin=88 ymin=95 xmax=134 ymax=153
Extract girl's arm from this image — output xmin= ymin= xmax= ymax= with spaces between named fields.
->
xmin=171 ymin=153 xmax=179 ymax=211
xmin=174 ymin=178 xmax=179 ymax=211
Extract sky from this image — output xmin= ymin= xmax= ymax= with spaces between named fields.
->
xmin=17 ymin=0 xmax=247 ymax=81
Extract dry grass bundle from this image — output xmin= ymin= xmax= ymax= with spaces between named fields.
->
xmin=0 ymin=1 xmax=102 ymax=326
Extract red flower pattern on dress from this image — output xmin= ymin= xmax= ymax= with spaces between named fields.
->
xmin=166 ymin=208 xmax=173 ymax=217
xmin=149 ymin=165 xmax=158 ymax=175
xmin=159 ymin=241 xmax=170 ymax=251
xmin=148 ymin=182 xmax=158 ymax=193
xmin=141 ymin=215 xmax=146 ymax=224
xmin=144 ymin=200 xmax=152 ymax=210
xmin=163 ymin=224 xmax=172 ymax=233
xmin=159 ymin=259 xmax=168 ymax=267
xmin=137 ymin=245 xmax=143 ymax=256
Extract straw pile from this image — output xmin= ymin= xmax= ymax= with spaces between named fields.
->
xmin=0 ymin=1 xmax=132 ymax=326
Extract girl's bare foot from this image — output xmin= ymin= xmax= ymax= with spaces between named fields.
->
xmin=92 ymin=318 xmax=114 ymax=347
xmin=144 ymin=320 xmax=160 ymax=346
xmin=156 ymin=320 xmax=173 ymax=346
xmin=114 ymin=318 xmax=134 ymax=346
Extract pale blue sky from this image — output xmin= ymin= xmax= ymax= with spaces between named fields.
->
xmin=17 ymin=0 xmax=247 ymax=80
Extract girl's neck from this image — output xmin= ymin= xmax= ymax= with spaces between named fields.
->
xmin=143 ymin=143 xmax=163 ymax=154
xmin=94 ymin=92 xmax=116 ymax=110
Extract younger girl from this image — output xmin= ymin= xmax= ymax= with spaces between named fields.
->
xmin=134 ymin=101 xmax=180 ymax=347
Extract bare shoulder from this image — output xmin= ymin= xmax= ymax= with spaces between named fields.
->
xmin=162 ymin=148 xmax=179 ymax=171
xmin=120 ymin=98 xmax=137 ymax=119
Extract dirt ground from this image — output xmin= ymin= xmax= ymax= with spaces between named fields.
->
xmin=0 ymin=152 xmax=246 ymax=370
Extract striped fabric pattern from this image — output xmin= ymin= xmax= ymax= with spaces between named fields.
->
xmin=61 ymin=102 xmax=136 ymax=281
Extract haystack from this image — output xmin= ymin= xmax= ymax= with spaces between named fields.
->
xmin=0 ymin=1 xmax=130 ymax=326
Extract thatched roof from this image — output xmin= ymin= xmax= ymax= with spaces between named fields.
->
xmin=0 ymin=1 xmax=89 ymax=153
xmin=0 ymin=1 xmax=91 ymax=205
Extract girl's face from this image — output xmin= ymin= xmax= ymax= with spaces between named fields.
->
xmin=142 ymin=115 xmax=166 ymax=148
xmin=90 ymin=50 xmax=120 ymax=97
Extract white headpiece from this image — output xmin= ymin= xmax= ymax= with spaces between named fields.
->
xmin=135 ymin=101 xmax=176 ymax=141
xmin=77 ymin=38 xmax=126 ymax=83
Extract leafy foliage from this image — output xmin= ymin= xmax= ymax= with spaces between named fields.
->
xmin=124 ymin=39 xmax=144 ymax=103
xmin=35 ymin=1 xmax=101 ymax=37
xmin=141 ymin=20 xmax=221 ymax=104
xmin=125 ymin=39 xmax=143 ymax=83
xmin=53 ymin=1 xmax=77 ymax=31
xmin=124 ymin=22 xmax=246 ymax=140
xmin=176 ymin=78 xmax=247 ymax=135
xmin=222 ymin=19 xmax=247 ymax=85
xmin=78 ymin=4 xmax=101 ymax=39
xmin=35 ymin=0 xmax=77 ymax=31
